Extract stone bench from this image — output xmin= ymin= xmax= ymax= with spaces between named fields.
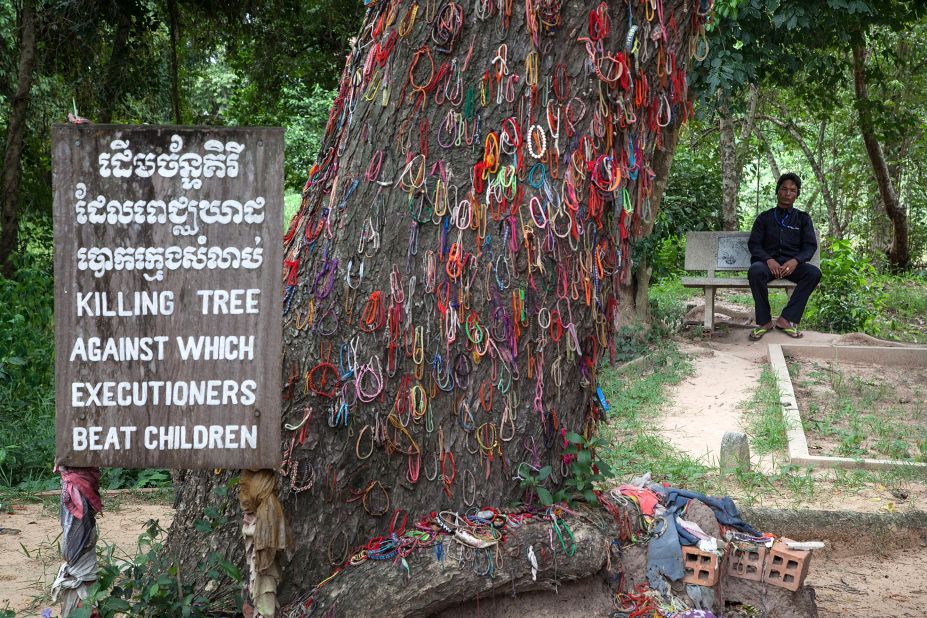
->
xmin=681 ymin=231 xmax=821 ymax=331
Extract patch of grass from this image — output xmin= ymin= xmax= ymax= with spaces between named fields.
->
xmin=722 ymin=289 xmax=788 ymax=317
xmin=741 ymin=367 xmax=790 ymax=455
xmin=598 ymin=344 xmax=717 ymax=492
xmin=649 ymin=277 xmax=700 ymax=333
xmin=858 ymin=274 xmax=927 ymax=343
xmin=791 ymin=358 xmax=927 ymax=463
xmin=284 ymin=189 xmax=302 ymax=228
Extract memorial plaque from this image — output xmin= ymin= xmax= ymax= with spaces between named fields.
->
xmin=53 ymin=125 xmax=283 ymax=469
xmin=717 ymin=235 xmax=751 ymax=269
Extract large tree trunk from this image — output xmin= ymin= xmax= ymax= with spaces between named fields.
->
xmin=0 ymin=0 xmax=37 ymax=276
xmin=169 ymin=0 xmax=706 ymax=608
xmin=852 ymin=42 xmax=909 ymax=270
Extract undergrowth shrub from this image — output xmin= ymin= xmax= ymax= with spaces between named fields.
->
xmin=0 ymin=257 xmax=55 ymax=486
xmin=805 ymin=239 xmax=883 ymax=332
xmin=73 ymin=482 xmax=242 ymax=618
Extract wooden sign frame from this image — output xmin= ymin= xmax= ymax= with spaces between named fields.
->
xmin=52 ymin=125 xmax=283 ymax=469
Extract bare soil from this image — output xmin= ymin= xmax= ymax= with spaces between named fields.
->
xmin=789 ymin=358 xmax=927 ymax=463
xmin=0 ymin=497 xmax=173 ymax=616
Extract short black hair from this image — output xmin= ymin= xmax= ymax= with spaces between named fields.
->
xmin=776 ymin=172 xmax=801 ymax=195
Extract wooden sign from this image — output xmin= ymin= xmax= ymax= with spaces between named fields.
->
xmin=52 ymin=125 xmax=283 ymax=469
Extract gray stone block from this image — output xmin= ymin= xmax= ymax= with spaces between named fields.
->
xmin=720 ymin=431 xmax=751 ymax=476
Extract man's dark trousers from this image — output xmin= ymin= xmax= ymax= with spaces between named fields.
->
xmin=748 ymin=261 xmax=822 ymax=325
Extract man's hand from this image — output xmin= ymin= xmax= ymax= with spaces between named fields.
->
xmin=780 ymin=258 xmax=798 ymax=278
xmin=766 ymin=258 xmax=783 ymax=278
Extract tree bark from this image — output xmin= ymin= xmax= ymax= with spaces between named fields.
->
xmin=168 ymin=0 xmax=183 ymax=124
xmin=852 ymin=43 xmax=909 ymax=270
xmin=718 ymin=96 xmax=739 ymax=231
xmin=717 ymin=86 xmax=758 ymax=232
xmin=0 ymin=0 xmax=37 ymax=275
xmin=752 ymin=125 xmax=780 ymax=180
xmin=168 ymin=0 xmax=706 ymax=607
xmin=303 ymin=506 xmax=622 ymax=616
xmin=97 ymin=8 xmax=133 ymax=123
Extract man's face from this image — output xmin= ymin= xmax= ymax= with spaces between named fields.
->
xmin=777 ymin=180 xmax=798 ymax=208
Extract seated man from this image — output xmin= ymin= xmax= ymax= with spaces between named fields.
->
xmin=747 ymin=172 xmax=821 ymax=340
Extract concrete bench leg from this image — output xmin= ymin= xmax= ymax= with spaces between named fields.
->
xmin=703 ymin=287 xmax=715 ymax=331
xmin=785 ymin=287 xmax=794 ymax=300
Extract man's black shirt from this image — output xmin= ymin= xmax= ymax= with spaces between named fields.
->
xmin=748 ymin=207 xmax=817 ymax=264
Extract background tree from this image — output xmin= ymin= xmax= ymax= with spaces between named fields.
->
xmin=167 ymin=0 xmax=710 ymax=610
xmin=693 ymin=0 xmax=927 ymax=269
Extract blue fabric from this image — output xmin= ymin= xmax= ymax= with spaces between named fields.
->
xmin=662 ymin=488 xmax=762 ymax=542
xmin=646 ymin=514 xmax=685 ymax=588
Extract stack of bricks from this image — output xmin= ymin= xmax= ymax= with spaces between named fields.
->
xmin=727 ymin=537 xmax=813 ymax=591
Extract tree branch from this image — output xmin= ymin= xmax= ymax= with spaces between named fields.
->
xmin=752 ymin=125 xmax=780 ymax=180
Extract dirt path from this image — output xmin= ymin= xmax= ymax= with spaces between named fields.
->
xmin=0 ymin=498 xmax=174 ymax=616
xmin=660 ymin=327 xmax=845 ymax=472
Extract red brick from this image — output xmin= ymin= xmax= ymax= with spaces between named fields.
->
xmin=682 ymin=545 xmax=720 ymax=587
xmin=728 ymin=542 xmax=767 ymax=582
xmin=763 ymin=537 xmax=812 ymax=591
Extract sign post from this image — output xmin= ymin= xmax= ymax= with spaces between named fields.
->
xmin=52 ymin=125 xmax=283 ymax=470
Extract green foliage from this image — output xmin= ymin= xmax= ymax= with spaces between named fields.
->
xmin=552 ymin=432 xmax=614 ymax=506
xmin=280 ymin=84 xmax=337 ymax=189
xmin=184 ymin=46 xmax=337 ymax=190
xmin=649 ymin=277 xmax=699 ymax=333
xmin=101 ymin=468 xmax=171 ymax=491
xmin=74 ymin=491 xmax=241 ymax=618
xmin=0 ymin=255 xmax=55 ymax=486
xmin=517 ymin=463 xmax=553 ymax=506
xmin=696 ymin=0 xmax=927 ymax=100
xmin=866 ymin=273 xmax=927 ymax=342
xmin=518 ymin=432 xmax=615 ymax=507
xmin=804 ymin=239 xmax=883 ymax=332
xmin=638 ymin=122 xmax=723 ymax=281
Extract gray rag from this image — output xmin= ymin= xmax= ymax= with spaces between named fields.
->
xmin=646 ymin=513 xmax=684 ymax=593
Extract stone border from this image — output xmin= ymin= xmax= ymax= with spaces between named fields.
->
xmin=767 ymin=343 xmax=927 ymax=470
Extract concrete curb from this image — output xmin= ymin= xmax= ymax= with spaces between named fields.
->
xmin=742 ymin=507 xmax=927 ymax=554
xmin=767 ymin=343 xmax=927 ymax=471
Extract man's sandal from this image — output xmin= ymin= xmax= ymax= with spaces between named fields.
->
xmin=749 ymin=327 xmax=769 ymax=341
xmin=776 ymin=321 xmax=803 ymax=339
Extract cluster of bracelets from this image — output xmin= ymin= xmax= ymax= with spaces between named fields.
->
xmin=287 ymin=502 xmax=586 ymax=615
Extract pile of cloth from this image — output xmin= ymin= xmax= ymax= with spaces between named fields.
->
xmin=609 ymin=474 xmax=774 ymax=617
